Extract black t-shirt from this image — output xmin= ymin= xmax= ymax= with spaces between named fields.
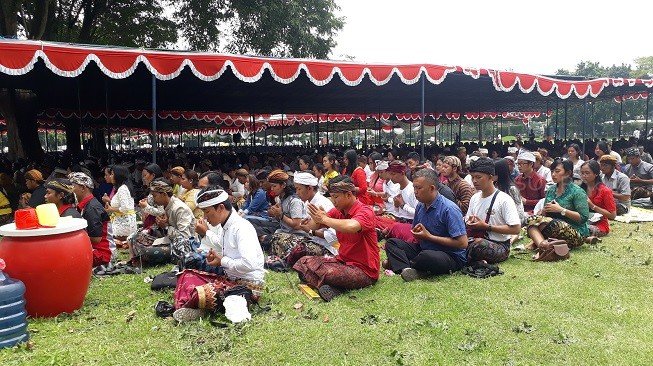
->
xmin=437 ymin=181 xmax=458 ymax=204
xmin=28 ymin=184 xmax=47 ymax=207
xmin=61 ymin=206 xmax=82 ymax=219
xmin=80 ymin=197 xmax=109 ymax=238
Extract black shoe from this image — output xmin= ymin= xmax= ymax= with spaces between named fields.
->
xmin=317 ymin=285 xmax=342 ymax=302
xmin=154 ymin=301 xmax=175 ymax=318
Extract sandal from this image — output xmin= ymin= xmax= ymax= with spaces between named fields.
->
xmin=317 ymin=285 xmax=342 ymax=302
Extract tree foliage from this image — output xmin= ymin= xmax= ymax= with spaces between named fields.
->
xmin=0 ymin=0 xmax=344 ymax=161
xmin=1 ymin=0 xmax=344 ymax=58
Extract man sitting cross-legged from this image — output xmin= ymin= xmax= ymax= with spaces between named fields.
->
xmin=173 ymin=186 xmax=265 ymax=322
xmin=384 ymin=169 xmax=469 ymax=282
xmin=293 ymin=176 xmax=379 ymax=302
xmin=465 ymin=157 xmax=521 ymax=264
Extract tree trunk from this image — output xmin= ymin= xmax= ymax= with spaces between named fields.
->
xmin=0 ymin=88 xmax=44 ymax=162
xmin=90 ymin=127 xmax=108 ymax=159
xmin=65 ymin=118 xmax=81 ymax=159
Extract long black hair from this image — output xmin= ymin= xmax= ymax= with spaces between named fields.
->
xmin=595 ymin=141 xmax=611 ymax=156
xmin=494 ymin=158 xmax=514 ymax=194
xmin=298 ymin=155 xmax=313 ymax=170
xmin=110 ymin=164 xmax=134 ymax=196
xmin=343 ymin=149 xmax=358 ymax=176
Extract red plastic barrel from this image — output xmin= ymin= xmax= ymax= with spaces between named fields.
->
xmin=0 ymin=220 xmax=92 ymax=318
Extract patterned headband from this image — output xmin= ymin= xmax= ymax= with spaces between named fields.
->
xmin=149 ymin=180 xmax=173 ymax=193
xmin=328 ymin=180 xmax=356 ymax=193
xmin=68 ymin=172 xmax=94 ymax=189
xmin=45 ymin=179 xmax=74 ymax=194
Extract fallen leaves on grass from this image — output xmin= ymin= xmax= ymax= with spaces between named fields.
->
xmin=512 ymin=321 xmax=536 ymax=334
xmin=360 ymin=314 xmax=379 ymax=325
xmin=126 ymin=310 xmax=137 ymax=323
xmin=390 ymin=349 xmax=406 ymax=365
xmin=293 ymin=302 xmax=303 ymax=310
xmin=552 ymin=330 xmax=577 ymax=345
xmin=458 ymin=330 xmax=486 ymax=352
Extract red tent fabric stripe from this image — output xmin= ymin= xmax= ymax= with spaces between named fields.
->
xmin=2 ymin=39 xmax=652 ymax=109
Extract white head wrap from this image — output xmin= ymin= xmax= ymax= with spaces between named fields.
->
xmin=508 ymin=147 xmax=518 ymax=154
xmin=196 ymin=189 xmax=229 ymax=209
xmin=375 ymin=160 xmax=389 ymax=171
xmin=478 ymin=148 xmax=489 ymax=155
xmin=517 ymin=151 xmax=536 ymax=163
xmin=293 ymin=171 xmax=318 ymax=186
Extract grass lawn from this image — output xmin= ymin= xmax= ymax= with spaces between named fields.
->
xmin=3 ymin=221 xmax=653 ymax=365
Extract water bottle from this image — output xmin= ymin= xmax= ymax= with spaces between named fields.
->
xmin=0 ymin=259 xmax=29 ymax=349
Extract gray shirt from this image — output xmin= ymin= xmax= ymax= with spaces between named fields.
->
xmin=278 ymin=194 xmax=307 ymax=236
xmin=624 ymin=160 xmax=653 ymax=191
xmin=601 ymin=170 xmax=631 ymax=208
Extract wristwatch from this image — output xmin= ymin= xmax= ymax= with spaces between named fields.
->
xmin=308 ymin=229 xmax=314 ymax=236
xmin=488 ymin=224 xmax=493 ymax=232
xmin=560 ymin=208 xmax=567 ymax=216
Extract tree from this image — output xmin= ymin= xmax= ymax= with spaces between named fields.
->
xmin=633 ymin=56 xmax=653 ymax=78
xmin=0 ymin=0 xmax=344 ymax=161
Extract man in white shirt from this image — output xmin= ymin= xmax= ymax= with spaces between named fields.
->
xmin=265 ymin=171 xmax=340 ymax=270
xmin=230 ymin=168 xmax=247 ymax=202
xmin=294 ymin=171 xmax=339 ymax=256
xmin=369 ymin=160 xmax=401 ymax=215
xmin=173 ymin=186 xmax=265 ymax=323
xmin=533 ymin=152 xmax=553 ymax=188
xmin=465 ymin=158 xmax=521 ymax=264
xmin=386 ymin=160 xmax=418 ymax=222
xmin=193 ymin=187 xmax=265 ymax=283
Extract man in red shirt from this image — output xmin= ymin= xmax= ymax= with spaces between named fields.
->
xmin=293 ymin=176 xmax=379 ymax=302
xmin=515 ymin=151 xmax=546 ymax=213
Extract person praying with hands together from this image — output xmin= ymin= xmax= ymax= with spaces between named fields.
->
xmin=293 ymin=176 xmax=379 ymax=302
xmin=384 ymin=168 xmax=468 ymax=282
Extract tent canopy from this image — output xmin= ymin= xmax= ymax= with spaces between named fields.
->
xmin=1 ymin=40 xmax=652 ymax=122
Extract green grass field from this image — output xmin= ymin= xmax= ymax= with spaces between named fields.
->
xmin=3 ymin=221 xmax=653 ymax=365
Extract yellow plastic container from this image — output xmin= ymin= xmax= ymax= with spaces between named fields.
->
xmin=35 ymin=203 xmax=60 ymax=228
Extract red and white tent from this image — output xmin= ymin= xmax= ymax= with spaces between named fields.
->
xmin=0 ymin=39 xmax=651 ymax=153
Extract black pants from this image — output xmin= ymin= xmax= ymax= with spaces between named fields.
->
xmin=385 ymin=238 xmax=462 ymax=275
xmin=247 ymin=217 xmax=280 ymax=238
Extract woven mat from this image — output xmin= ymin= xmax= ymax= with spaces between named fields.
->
xmin=614 ymin=206 xmax=653 ymax=223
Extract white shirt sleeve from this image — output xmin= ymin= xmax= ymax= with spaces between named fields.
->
xmin=203 ymin=227 xmax=223 ymax=253
xmin=221 ymin=226 xmax=262 ymax=274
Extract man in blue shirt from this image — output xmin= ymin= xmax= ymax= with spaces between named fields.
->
xmin=385 ymin=169 xmax=468 ymax=282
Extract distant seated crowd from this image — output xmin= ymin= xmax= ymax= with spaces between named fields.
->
xmin=0 ymin=136 xmax=651 ymax=322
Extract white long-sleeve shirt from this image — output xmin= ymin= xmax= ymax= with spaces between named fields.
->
xmin=390 ymin=182 xmax=418 ymax=220
xmin=305 ymin=192 xmax=338 ymax=255
xmin=230 ymin=178 xmax=246 ymax=199
xmin=383 ymin=180 xmax=401 ymax=215
xmin=204 ymin=210 xmax=265 ymax=283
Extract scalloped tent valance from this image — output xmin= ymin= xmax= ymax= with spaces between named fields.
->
xmin=0 ymin=40 xmax=651 ymax=130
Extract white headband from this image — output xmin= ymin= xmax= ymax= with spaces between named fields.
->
xmin=375 ymin=160 xmax=389 ymax=171
xmin=293 ymin=171 xmax=318 ymax=186
xmin=196 ymin=189 xmax=229 ymax=208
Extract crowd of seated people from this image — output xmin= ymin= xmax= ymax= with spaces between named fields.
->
xmin=0 ymin=134 xmax=650 ymax=320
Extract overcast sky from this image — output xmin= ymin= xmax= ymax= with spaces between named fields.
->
xmin=330 ymin=0 xmax=652 ymax=75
